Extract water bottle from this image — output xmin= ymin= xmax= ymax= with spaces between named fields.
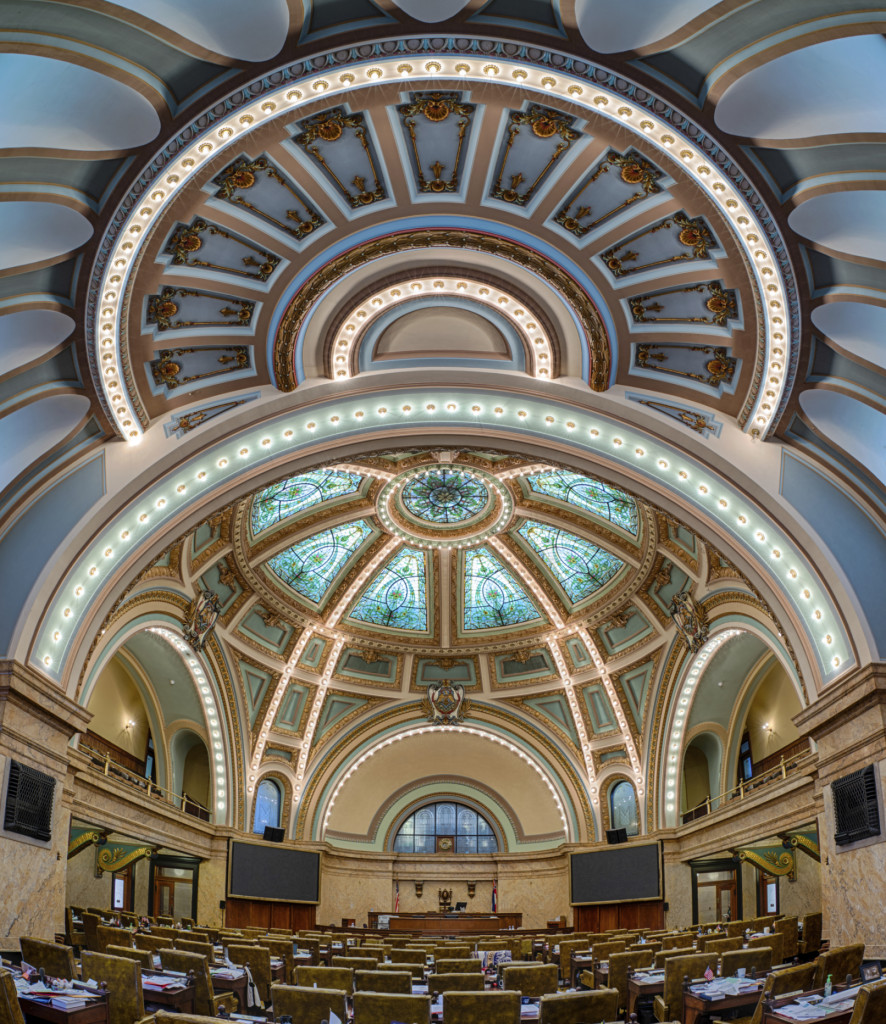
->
xmin=824 ymin=975 xmax=832 ymax=998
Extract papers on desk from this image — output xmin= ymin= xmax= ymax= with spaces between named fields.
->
xmin=520 ymin=1004 xmax=540 ymax=1019
xmin=690 ymin=977 xmax=761 ymax=1000
xmin=142 ymin=973 xmax=186 ymax=991
xmin=412 ymin=984 xmax=429 ymax=994
xmin=632 ymin=970 xmax=664 ymax=982
xmin=211 ymin=968 xmax=244 ymax=980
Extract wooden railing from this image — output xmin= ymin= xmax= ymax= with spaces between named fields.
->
xmin=681 ymin=745 xmax=816 ymax=825
xmin=78 ymin=738 xmax=213 ymax=823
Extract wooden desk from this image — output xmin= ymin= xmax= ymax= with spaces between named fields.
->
xmin=762 ymin=994 xmax=855 ymax=1024
xmin=369 ymin=912 xmax=522 ymax=932
xmin=626 ymin=974 xmax=664 ymax=1019
xmin=211 ymin=970 xmax=248 ymax=1012
xmin=142 ymin=981 xmax=196 ymax=1014
xmin=19 ymin=995 xmax=108 ymax=1024
xmin=683 ymin=984 xmax=762 ymax=1024
xmin=569 ymin=953 xmax=594 ymax=988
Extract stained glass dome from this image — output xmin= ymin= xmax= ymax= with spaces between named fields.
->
xmin=249 ymin=450 xmax=644 ymax=652
xmin=401 ymin=469 xmax=489 ymax=524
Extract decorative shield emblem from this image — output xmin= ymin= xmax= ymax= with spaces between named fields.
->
xmin=183 ymin=588 xmax=221 ymax=651
xmin=421 ymin=680 xmax=470 ymax=726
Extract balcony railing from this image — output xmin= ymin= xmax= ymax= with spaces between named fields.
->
xmin=680 ymin=745 xmax=816 ymax=825
xmin=78 ymin=739 xmax=213 ymax=823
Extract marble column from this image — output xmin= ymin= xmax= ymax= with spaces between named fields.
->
xmin=0 ymin=660 xmax=91 ymax=952
xmin=793 ymin=662 xmax=886 ymax=959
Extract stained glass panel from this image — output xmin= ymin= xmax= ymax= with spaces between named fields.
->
xmin=251 ymin=469 xmax=363 ymax=534
xmin=401 ymin=469 xmax=489 ymax=524
xmin=266 ymin=520 xmax=373 ymax=602
xmin=517 ymin=520 xmax=624 ymax=601
xmin=349 ymin=546 xmax=428 ymax=631
xmin=610 ymin=780 xmax=640 ymax=836
xmin=526 ymin=471 xmax=639 ymax=534
xmin=463 ymin=547 xmax=541 ymax=630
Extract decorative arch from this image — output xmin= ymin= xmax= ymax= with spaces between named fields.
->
xmin=599 ymin=772 xmax=641 ymax=836
xmin=250 ymin=768 xmax=295 ymax=837
xmin=388 ymin=796 xmax=502 ymax=855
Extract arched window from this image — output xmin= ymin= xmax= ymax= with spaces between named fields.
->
xmin=609 ymin=780 xmax=639 ymax=836
xmin=253 ymin=778 xmax=281 ymax=834
xmin=393 ymin=801 xmax=498 ymax=853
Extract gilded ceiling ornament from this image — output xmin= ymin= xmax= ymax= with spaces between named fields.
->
xmin=556 ymin=148 xmax=663 ymax=237
xmin=165 ymin=218 xmax=280 ymax=280
xmin=212 ymin=155 xmax=324 ymax=240
xmin=294 ymin=107 xmax=386 ymax=207
xmin=602 ymin=212 xmax=716 ymax=277
xmin=146 ymin=287 xmax=254 ymax=331
xmin=398 ymin=91 xmax=475 ymax=193
xmin=183 ymin=588 xmax=221 ymax=652
xmin=421 ymin=680 xmax=471 ymax=726
xmin=492 ymin=105 xmax=579 ymax=206
xmin=670 ymin=589 xmax=709 ymax=653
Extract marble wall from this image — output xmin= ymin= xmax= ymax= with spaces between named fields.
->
xmin=66 ymin=846 xmax=111 ymax=909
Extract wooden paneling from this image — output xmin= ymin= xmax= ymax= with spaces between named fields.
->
xmin=574 ymin=900 xmax=664 ymax=931
xmin=224 ymin=897 xmax=316 ymax=931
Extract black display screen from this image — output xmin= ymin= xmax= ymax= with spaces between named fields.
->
xmin=570 ymin=842 xmax=661 ymax=904
xmin=228 ymin=840 xmax=320 ymax=902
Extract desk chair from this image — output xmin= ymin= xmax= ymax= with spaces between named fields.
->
xmin=607 ymin=949 xmax=654 ymax=1012
xmin=557 ymin=939 xmax=588 ymax=983
xmin=0 ymin=970 xmax=25 ymax=1024
xmin=798 ymin=912 xmax=822 ymax=957
xmin=655 ymin=946 xmax=694 ymax=968
xmin=80 ymin=951 xmax=152 ymax=1024
xmin=135 ymin=933 xmax=172 ymax=954
xmin=704 ymin=935 xmax=743 ymax=955
xmin=160 ymin=948 xmax=237 ymax=1017
xmin=775 ymin=917 xmax=799 ymax=961
xmin=294 ymin=936 xmax=319 ymax=964
xmin=427 ymin=972 xmax=485 ymax=992
xmin=501 ymin=963 xmax=558 ymax=997
xmin=748 ymin=932 xmax=783 ymax=964
xmin=653 ymin=952 xmax=718 ymax=1022
xmin=156 ymin=916 xmax=175 ymax=926
xmin=849 ymin=981 xmax=886 ymax=1023
xmin=722 ymin=946 xmax=773 ymax=978
xmin=272 ymin=983 xmax=348 ymax=1023
xmin=81 ymin=913 xmax=101 ymax=952
xmin=592 ymin=939 xmax=626 ymax=960
xmin=813 ymin=943 xmax=865 ymax=989
xmin=442 ymin=990 xmax=520 ymax=1024
xmin=354 ymin=969 xmax=411 ymax=993
xmin=105 ymin=945 xmax=153 ymax=970
xmin=379 ymin=961 xmax=423 ymax=980
xmin=435 ymin=958 xmax=481 ymax=974
xmin=392 ymin=948 xmax=425 ymax=965
xmin=332 ymin=954 xmax=377 ymax=971
xmin=64 ymin=908 xmax=85 ymax=950
xmin=353 ymin=991 xmax=431 ymax=1024
xmin=295 ymin=964 xmax=355 ymax=993
xmin=175 ymin=939 xmax=213 ymax=958
xmin=226 ymin=943 xmax=272 ymax=1006
xmin=257 ymin=937 xmax=294 ymax=982
xmin=18 ymin=938 xmax=76 ymax=979
xmin=538 ymin=987 xmax=619 ymax=1024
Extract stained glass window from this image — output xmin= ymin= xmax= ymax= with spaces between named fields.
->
xmin=392 ymin=801 xmax=498 ymax=854
xmin=526 ymin=471 xmax=639 ymax=534
xmin=252 ymin=778 xmax=281 ymax=834
xmin=517 ymin=520 xmax=624 ymax=601
xmin=463 ymin=547 xmax=541 ymax=630
xmin=610 ymin=780 xmax=639 ymax=836
xmin=401 ymin=469 xmax=489 ymax=524
xmin=266 ymin=520 xmax=373 ymax=602
xmin=349 ymin=547 xmax=428 ymax=630
xmin=251 ymin=469 xmax=363 ymax=534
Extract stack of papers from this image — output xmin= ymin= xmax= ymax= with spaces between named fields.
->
xmin=142 ymin=974 xmax=185 ymax=991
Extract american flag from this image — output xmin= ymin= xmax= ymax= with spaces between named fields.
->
xmin=492 ymin=879 xmax=497 ymax=912
xmin=394 ymin=879 xmax=399 ymax=912
xmin=704 ymin=965 xmax=714 ymax=981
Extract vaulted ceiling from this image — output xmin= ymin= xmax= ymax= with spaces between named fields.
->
xmin=2 ymin=0 xmax=884 ymax=847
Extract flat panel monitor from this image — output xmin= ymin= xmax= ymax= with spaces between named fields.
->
xmin=227 ymin=839 xmax=320 ymax=903
xmin=570 ymin=841 xmax=662 ymax=905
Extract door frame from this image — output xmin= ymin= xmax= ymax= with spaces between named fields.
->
xmin=690 ymin=857 xmax=743 ymax=925
xmin=148 ymin=853 xmax=200 ymax=921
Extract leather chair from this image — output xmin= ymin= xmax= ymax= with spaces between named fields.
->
xmin=748 ymin=932 xmax=783 ymax=964
xmin=557 ymin=939 xmax=588 ymax=982
xmin=393 ymin=948 xmax=426 ymax=965
xmin=257 ymin=936 xmax=295 ymax=982
xmin=18 ymin=938 xmax=76 ymax=979
xmin=156 ymin=916 xmax=175 ymax=926
xmin=64 ymin=908 xmax=85 ymax=950
xmin=271 ymin=983 xmax=348 ymax=1023
xmin=775 ymin=916 xmax=799 ymax=961
xmin=296 ymin=964 xmax=355 ymax=993
xmin=653 ymin=952 xmax=718 ymax=1022
xmin=427 ymin=972 xmax=485 ymax=992
xmin=704 ymin=935 xmax=743 ymax=955
xmin=435 ymin=944 xmax=470 ymax=959
xmin=96 ymin=926 xmax=133 ymax=955
xmin=135 ymin=933 xmax=172 ymax=954
xmin=848 ymin=981 xmax=886 ymax=1023
xmin=353 ymin=991 xmax=431 ymax=1024
xmin=661 ymin=932 xmax=695 ymax=950
xmin=354 ymin=969 xmax=411 ymax=993
xmin=81 ymin=913 xmax=101 ymax=952
xmin=442 ymin=990 xmax=521 ymax=1024
xmin=105 ymin=945 xmax=153 ymax=970
xmin=226 ymin=943 xmax=272 ymax=1006
xmin=0 ymin=970 xmax=26 ymax=1024
xmin=435 ymin=958 xmax=481 ymax=973
xmin=80 ymin=951 xmax=152 ymax=1024
xmin=175 ymin=939 xmax=213 ymax=958
xmin=722 ymin=946 xmax=773 ymax=978
xmin=591 ymin=939 xmax=626 ymax=961
xmin=813 ymin=943 xmax=865 ymax=989
xmin=798 ymin=912 xmax=822 ymax=957
xmin=160 ymin=948 xmax=237 ymax=1017
xmin=294 ymin=936 xmax=320 ymax=964
xmin=379 ymin=961 xmax=423 ymax=980
xmin=538 ymin=987 xmax=619 ymax=1024
xmin=501 ymin=963 xmax=558 ymax=997
xmin=332 ymin=954 xmax=378 ymax=971
xmin=607 ymin=949 xmax=654 ymax=1012
xmin=655 ymin=945 xmax=694 ymax=968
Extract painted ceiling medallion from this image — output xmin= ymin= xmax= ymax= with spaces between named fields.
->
xmin=378 ymin=463 xmax=512 ymax=547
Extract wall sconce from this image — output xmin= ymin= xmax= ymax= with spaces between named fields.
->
xmin=414 ymin=881 xmax=423 ymax=898
xmin=467 ymin=881 xmax=476 ymax=899
xmin=125 ymin=719 xmax=135 ymax=730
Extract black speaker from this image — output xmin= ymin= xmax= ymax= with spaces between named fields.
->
xmin=606 ymin=827 xmax=628 ymax=845
xmin=833 ymin=764 xmax=880 ymax=846
xmin=263 ymin=826 xmax=285 ymax=842
xmin=4 ymin=760 xmax=55 ymax=842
